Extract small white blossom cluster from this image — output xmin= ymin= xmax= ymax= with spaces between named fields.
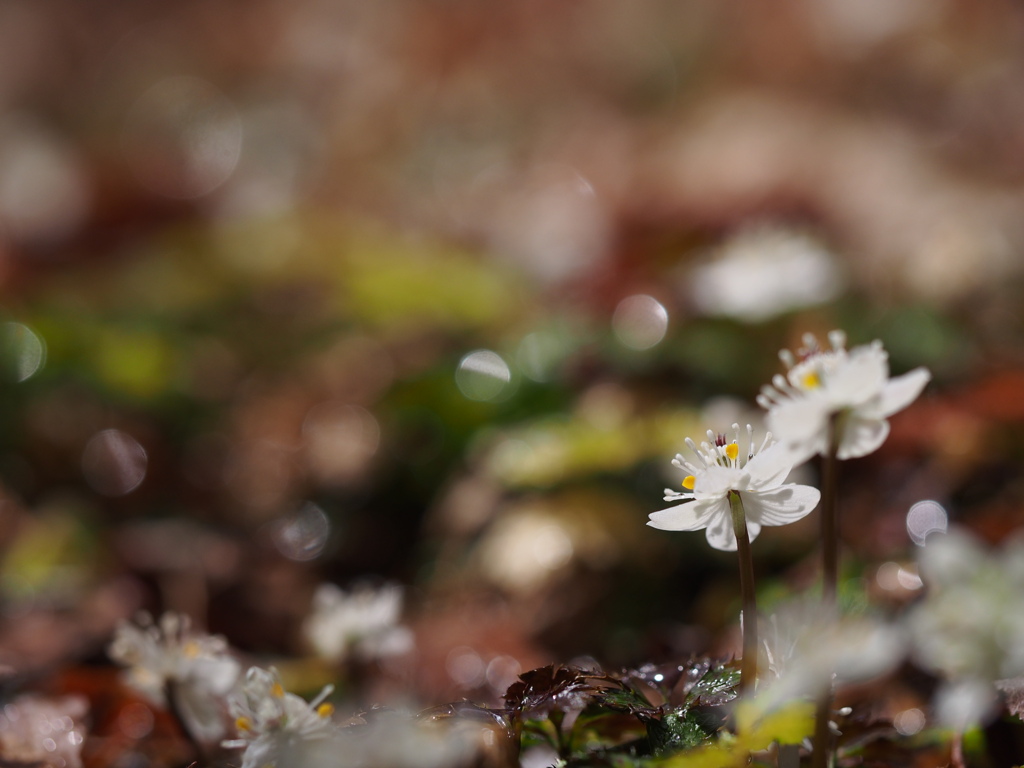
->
xmin=303 ymin=582 xmax=415 ymax=664
xmin=107 ymin=598 xmax=420 ymax=768
xmin=223 ymin=666 xmax=337 ymax=768
xmin=221 ymin=667 xmax=478 ymax=768
xmin=909 ymin=528 xmax=1024 ymax=728
xmin=108 ymin=611 xmax=240 ymax=741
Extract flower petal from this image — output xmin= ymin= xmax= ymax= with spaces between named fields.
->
xmin=745 ymin=519 xmax=762 ymax=545
xmin=704 ymin=512 xmax=737 ymax=551
xmin=648 ymin=498 xmax=723 ymax=531
xmin=692 ymin=465 xmax=745 ymax=497
xmin=766 ymin=397 xmax=829 ymax=463
xmin=875 ymin=367 xmax=930 ymax=418
xmin=742 ymin=484 xmax=820 ymax=526
xmin=744 ymin=444 xmax=796 ymax=491
xmin=826 ymin=343 xmax=888 ymax=407
xmin=836 ymin=415 xmax=889 ymax=459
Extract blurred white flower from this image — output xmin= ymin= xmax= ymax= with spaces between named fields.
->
xmin=759 ymin=598 xmax=905 ymax=704
xmin=303 ymin=582 xmax=414 ymax=664
xmin=909 ymin=528 xmax=1024 ymax=728
xmin=303 ymin=711 xmax=481 ymax=768
xmin=758 ymin=331 xmax=930 ymax=463
xmin=223 ymin=666 xmax=336 ymax=768
xmin=0 ymin=695 xmax=88 ymax=768
xmin=648 ymin=424 xmax=820 ymax=551
xmin=108 ymin=611 xmax=240 ymax=741
xmin=690 ymin=225 xmax=843 ymax=322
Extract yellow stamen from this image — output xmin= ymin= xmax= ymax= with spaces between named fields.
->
xmin=235 ymin=716 xmax=251 ymax=732
xmin=682 ymin=476 xmax=695 ymax=490
xmin=725 ymin=443 xmax=739 ymax=460
xmin=801 ymin=371 xmax=821 ymax=389
xmin=317 ymin=703 xmax=334 ymax=718
xmin=183 ymin=640 xmax=200 ymax=658
xmin=271 ymin=683 xmax=284 ymax=698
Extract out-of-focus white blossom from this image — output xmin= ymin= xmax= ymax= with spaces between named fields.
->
xmin=0 ymin=695 xmax=88 ymax=768
xmin=909 ymin=528 xmax=1024 ymax=728
xmin=649 ymin=424 xmax=819 ymax=551
xmin=298 ymin=711 xmax=481 ymax=768
xmin=303 ymin=582 xmax=414 ymax=664
xmin=108 ymin=611 xmax=240 ymax=741
xmin=759 ymin=598 xmax=905 ymax=704
xmin=223 ymin=666 xmax=336 ymax=768
xmin=758 ymin=331 xmax=930 ymax=464
xmin=690 ymin=225 xmax=843 ymax=322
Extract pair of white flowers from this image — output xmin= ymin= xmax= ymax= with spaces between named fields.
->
xmin=649 ymin=331 xmax=930 ymax=550
xmin=107 ymin=612 xmax=241 ymax=742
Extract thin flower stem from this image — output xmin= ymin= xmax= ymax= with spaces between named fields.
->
xmin=820 ymin=413 xmax=842 ymax=608
xmin=728 ymin=490 xmax=757 ymax=696
xmin=812 ymin=414 xmax=842 ymax=768
xmin=951 ymin=730 xmax=966 ymax=768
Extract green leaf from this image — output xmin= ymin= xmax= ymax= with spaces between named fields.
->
xmin=681 ymin=661 xmax=741 ymax=708
xmin=646 ymin=708 xmax=717 ymax=754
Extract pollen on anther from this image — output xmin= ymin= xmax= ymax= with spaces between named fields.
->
xmin=801 ymin=371 xmax=821 ymax=389
xmin=682 ymin=475 xmax=695 ymax=490
xmin=271 ymin=683 xmax=284 ymax=698
xmin=725 ymin=444 xmax=739 ymax=460
xmin=235 ymin=716 xmax=252 ymax=732
xmin=317 ymin=703 xmax=334 ymax=718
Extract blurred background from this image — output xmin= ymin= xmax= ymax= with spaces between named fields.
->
xmin=0 ymin=0 xmax=1023 ymax=740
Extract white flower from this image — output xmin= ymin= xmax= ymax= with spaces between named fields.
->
xmin=759 ymin=598 xmax=905 ymax=705
xmin=908 ymin=528 xmax=1024 ymax=727
xmin=108 ymin=612 xmax=240 ymax=742
xmin=303 ymin=582 xmax=414 ymax=664
xmin=690 ymin=224 xmax=844 ymax=322
xmin=648 ymin=424 xmax=820 ymax=551
xmin=758 ymin=331 xmax=930 ymax=463
xmin=325 ymin=711 xmax=480 ymax=768
xmin=223 ymin=666 xmax=337 ymax=768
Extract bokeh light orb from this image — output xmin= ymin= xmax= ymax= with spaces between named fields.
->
xmin=81 ymin=429 xmax=148 ymax=496
xmin=0 ymin=322 xmax=45 ymax=382
xmin=455 ymin=349 xmax=512 ymax=402
xmin=121 ymin=76 xmax=242 ymax=199
xmin=906 ymin=500 xmax=948 ymax=546
xmin=271 ymin=502 xmax=330 ymax=562
xmin=612 ymin=295 xmax=669 ymax=350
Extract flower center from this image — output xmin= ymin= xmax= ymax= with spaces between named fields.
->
xmin=800 ymin=371 xmax=821 ymax=389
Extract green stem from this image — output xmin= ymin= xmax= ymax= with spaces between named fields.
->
xmin=820 ymin=413 xmax=842 ymax=608
xmin=812 ymin=415 xmax=842 ymax=768
xmin=728 ymin=491 xmax=758 ymax=696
